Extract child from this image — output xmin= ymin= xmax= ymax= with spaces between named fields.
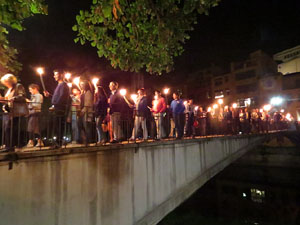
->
xmin=27 ymin=84 xmax=44 ymax=148
xmin=70 ymin=87 xmax=81 ymax=144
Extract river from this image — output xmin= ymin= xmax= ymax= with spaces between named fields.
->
xmin=158 ymin=146 xmax=300 ymax=225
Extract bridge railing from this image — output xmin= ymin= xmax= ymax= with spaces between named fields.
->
xmin=0 ymin=102 xmax=297 ymax=152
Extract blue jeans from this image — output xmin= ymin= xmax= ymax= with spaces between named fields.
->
xmin=96 ymin=115 xmax=106 ymax=142
xmin=71 ymin=112 xmax=79 ymax=143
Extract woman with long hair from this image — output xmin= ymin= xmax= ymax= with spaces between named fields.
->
xmin=78 ymin=79 xmax=94 ymax=144
xmin=94 ymin=86 xmax=108 ymax=144
xmin=0 ymin=74 xmax=28 ymax=151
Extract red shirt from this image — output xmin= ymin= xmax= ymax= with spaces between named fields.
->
xmin=152 ymin=97 xmax=166 ymax=113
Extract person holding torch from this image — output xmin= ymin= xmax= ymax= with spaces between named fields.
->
xmin=151 ymin=90 xmax=167 ymax=140
xmin=124 ymin=88 xmax=148 ymax=141
xmin=44 ymin=70 xmax=70 ymax=148
xmin=108 ymin=81 xmax=124 ymax=143
xmin=170 ymin=92 xmax=186 ymax=139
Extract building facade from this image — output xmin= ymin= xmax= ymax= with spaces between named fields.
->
xmin=274 ymin=45 xmax=300 ymax=75
xmin=211 ymin=50 xmax=279 ymax=108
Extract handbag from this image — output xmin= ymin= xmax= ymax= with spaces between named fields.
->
xmin=12 ymin=96 xmax=29 ymax=117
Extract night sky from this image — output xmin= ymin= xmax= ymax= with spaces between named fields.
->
xmin=8 ymin=0 xmax=300 ymax=93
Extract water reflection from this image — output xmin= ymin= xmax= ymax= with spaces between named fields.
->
xmin=159 ymin=146 xmax=300 ymax=225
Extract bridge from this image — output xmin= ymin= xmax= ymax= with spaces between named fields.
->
xmin=0 ymin=133 xmax=290 ymax=225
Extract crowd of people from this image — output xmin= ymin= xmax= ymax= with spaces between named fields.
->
xmin=0 ymin=70 xmax=296 ymax=152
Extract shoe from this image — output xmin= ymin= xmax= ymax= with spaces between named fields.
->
xmin=35 ymin=139 xmax=44 ymax=147
xmin=0 ymin=147 xmax=15 ymax=153
xmin=96 ymin=141 xmax=106 ymax=145
xmin=110 ymin=140 xmax=119 ymax=144
xmin=27 ymin=140 xmax=34 ymax=148
xmin=50 ymin=142 xmax=61 ymax=149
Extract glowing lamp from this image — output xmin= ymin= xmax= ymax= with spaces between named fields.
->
xmin=184 ymin=101 xmax=188 ymax=105
xmin=67 ymin=83 xmax=72 ymax=88
xmin=131 ymin=94 xmax=138 ymax=103
xmin=195 ymin=106 xmax=199 ymax=111
xmin=120 ymin=89 xmax=127 ymax=96
xmin=263 ymin=104 xmax=271 ymax=111
xmin=163 ymin=88 xmax=170 ymax=95
xmin=218 ymin=99 xmax=224 ymax=105
xmin=64 ymin=73 xmax=71 ymax=80
xmin=36 ymin=67 xmax=44 ymax=75
xmin=270 ymin=96 xmax=283 ymax=106
xmin=259 ymin=109 xmax=263 ymax=113
xmin=232 ymin=103 xmax=238 ymax=109
xmin=73 ymin=77 xmax=80 ymax=88
xmin=36 ymin=67 xmax=46 ymax=91
xmin=207 ymin=107 xmax=212 ymax=112
xmin=280 ymin=109 xmax=285 ymax=113
xmin=92 ymin=78 xmax=99 ymax=87
xmin=286 ymin=113 xmax=292 ymax=121
xmin=213 ymin=104 xmax=218 ymax=109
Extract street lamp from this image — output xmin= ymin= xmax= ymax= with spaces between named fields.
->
xmin=270 ymin=96 xmax=284 ymax=106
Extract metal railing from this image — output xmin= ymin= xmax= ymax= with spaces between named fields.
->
xmin=0 ymin=102 xmax=297 ymax=152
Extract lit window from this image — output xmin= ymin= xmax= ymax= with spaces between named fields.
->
xmin=251 ymin=188 xmax=265 ymax=203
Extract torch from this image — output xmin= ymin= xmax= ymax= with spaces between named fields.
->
xmin=131 ymin=94 xmax=138 ymax=104
xmin=64 ymin=73 xmax=71 ymax=81
xmin=120 ymin=89 xmax=127 ymax=96
xmin=36 ymin=67 xmax=46 ymax=91
xmin=92 ymin=78 xmax=99 ymax=89
xmin=163 ymin=88 xmax=170 ymax=105
xmin=73 ymin=77 xmax=81 ymax=90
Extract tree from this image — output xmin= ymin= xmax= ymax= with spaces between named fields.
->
xmin=0 ymin=0 xmax=47 ymax=73
xmin=73 ymin=0 xmax=220 ymax=75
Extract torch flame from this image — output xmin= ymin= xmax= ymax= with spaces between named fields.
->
xmin=36 ymin=67 xmax=44 ymax=75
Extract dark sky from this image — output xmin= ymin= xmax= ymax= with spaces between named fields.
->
xmin=8 ymin=0 xmax=300 ymax=92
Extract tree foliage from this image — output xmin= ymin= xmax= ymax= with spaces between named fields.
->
xmin=74 ymin=0 xmax=220 ymax=75
xmin=0 ymin=0 xmax=47 ymax=73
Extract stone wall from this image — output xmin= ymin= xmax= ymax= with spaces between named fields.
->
xmin=0 ymin=136 xmax=263 ymax=225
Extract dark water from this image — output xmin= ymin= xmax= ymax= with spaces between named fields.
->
xmin=159 ymin=147 xmax=300 ymax=225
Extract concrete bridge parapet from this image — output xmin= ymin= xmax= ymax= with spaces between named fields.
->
xmin=0 ymin=135 xmax=265 ymax=225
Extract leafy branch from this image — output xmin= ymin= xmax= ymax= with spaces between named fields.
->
xmin=0 ymin=0 xmax=48 ymax=73
xmin=73 ymin=0 xmax=220 ymax=75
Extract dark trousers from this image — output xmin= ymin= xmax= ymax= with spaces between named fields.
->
xmin=174 ymin=113 xmax=185 ymax=138
xmin=186 ymin=114 xmax=195 ymax=136
xmin=4 ymin=115 xmax=26 ymax=149
xmin=52 ymin=110 xmax=66 ymax=146
xmin=78 ymin=117 xmax=93 ymax=144
xmin=199 ymin=120 xmax=206 ymax=136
